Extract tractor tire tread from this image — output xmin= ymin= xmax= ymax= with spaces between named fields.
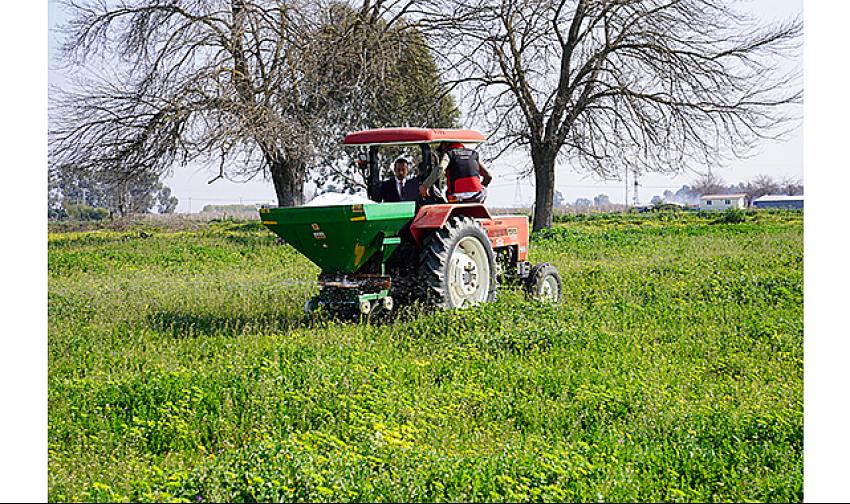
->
xmin=417 ymin=216 xmax=497 ymax=309
xmin=524 ymin=262 xmax=562 ymax=302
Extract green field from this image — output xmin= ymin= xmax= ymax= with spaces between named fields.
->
xmin=48 ymin=210 xmax=803 ymax=502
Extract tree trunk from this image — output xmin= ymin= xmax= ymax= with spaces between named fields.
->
xmin=531 ymin=147 xmax=556 ymax=231
xmin=269 ymin=153 xmax=305 ymax=207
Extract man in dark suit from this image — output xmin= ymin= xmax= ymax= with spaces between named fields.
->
xmin=377 ymin=157 xmax=419 ymax=202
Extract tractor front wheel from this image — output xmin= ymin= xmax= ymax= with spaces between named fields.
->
xmin=419 ymin=216 xmax=497 ymax=309
xmin=524 ymin=263 xmax=562 ymax=302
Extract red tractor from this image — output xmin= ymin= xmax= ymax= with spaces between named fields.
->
xmin=260 ymin=128 xmax=561 ymax=315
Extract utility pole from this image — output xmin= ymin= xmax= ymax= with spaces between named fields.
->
xmin=624 ymin=167 xmax=629 ymax=213
xmin=513 ymin=177 xmax=524 ymax=208
xmin=633 ymin=169 xmax=640 ymax=207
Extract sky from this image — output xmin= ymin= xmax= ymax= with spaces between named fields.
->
xmin=48 ymin=0 xmax=803 ymax=211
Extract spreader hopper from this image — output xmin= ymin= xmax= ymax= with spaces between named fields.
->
xmin=260 ymin=201 xmax=415 ymax=274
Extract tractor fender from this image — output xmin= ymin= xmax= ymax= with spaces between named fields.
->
xmin=409 ymin=204 xmax=491 ymax=245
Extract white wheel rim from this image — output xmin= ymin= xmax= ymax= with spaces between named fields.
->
xmin=359 ymin=300 xmax=371 ymax=314
xmin=447 ymin=236 xmax=490 ymax=307
xmin=539 ymin=275 xmax=559 ymax=301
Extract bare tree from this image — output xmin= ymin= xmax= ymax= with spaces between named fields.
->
xmin=690 ymin=171 xmax=726 ymax=196
xmin=420 ymin=0 xmax=801 ymax=230
xmin=779 ymin=176 xmax=803 ymax=196
xmin=748 ymin=174 xmax=781 ymax=199
xmin=736 ymin=174 xmax=802 ymax=200
xmin=49 ymin=0 xmax=425 ymax=207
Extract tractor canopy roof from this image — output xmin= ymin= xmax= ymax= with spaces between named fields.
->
xmin=343 ymin=127 xmax=486 ymax=146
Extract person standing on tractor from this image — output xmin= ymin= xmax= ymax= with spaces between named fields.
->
xmin=418 ymin=142 xmax=492 ymax=203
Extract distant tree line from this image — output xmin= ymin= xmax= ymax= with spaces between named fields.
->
xmin=550 ymin=173 xmax=802 ymax=212
xmin=651 ymin=173 xmax=803 ymax=206
xmin=552 ymin=191 xmax=616 ymax=211
xmin=49 ymin=166 xmax=178 ymax=220
xmin=200 ymin=204 xmax=259 ymax=214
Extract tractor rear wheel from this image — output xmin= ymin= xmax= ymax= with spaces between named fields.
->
xmin=524 ymin=263 xmax=562 ymax=302
xmin=419 ymin=216 xmax=497 ymax=309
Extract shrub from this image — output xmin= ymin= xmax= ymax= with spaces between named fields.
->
xmin=63 ymin=203 xmax=110 ymax=221
xmin=713 ymin=208 xmax=748 ymax=224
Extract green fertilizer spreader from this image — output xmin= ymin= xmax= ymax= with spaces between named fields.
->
xmin=260 ymin=201 xmax=416 ymax=314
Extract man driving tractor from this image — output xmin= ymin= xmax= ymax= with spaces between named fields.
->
xmin=419 ymin=142 xmax=492 ymax=203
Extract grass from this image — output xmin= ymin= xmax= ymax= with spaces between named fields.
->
xmin=48 ymin=210 xmax=803 ymax=502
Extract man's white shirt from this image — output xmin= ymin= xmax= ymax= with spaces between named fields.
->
xmin=396 ymin=177 xmax=406 ymax=198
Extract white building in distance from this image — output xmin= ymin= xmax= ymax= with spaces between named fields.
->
xmin=699 ymin=193 xmax=747 ymax=211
